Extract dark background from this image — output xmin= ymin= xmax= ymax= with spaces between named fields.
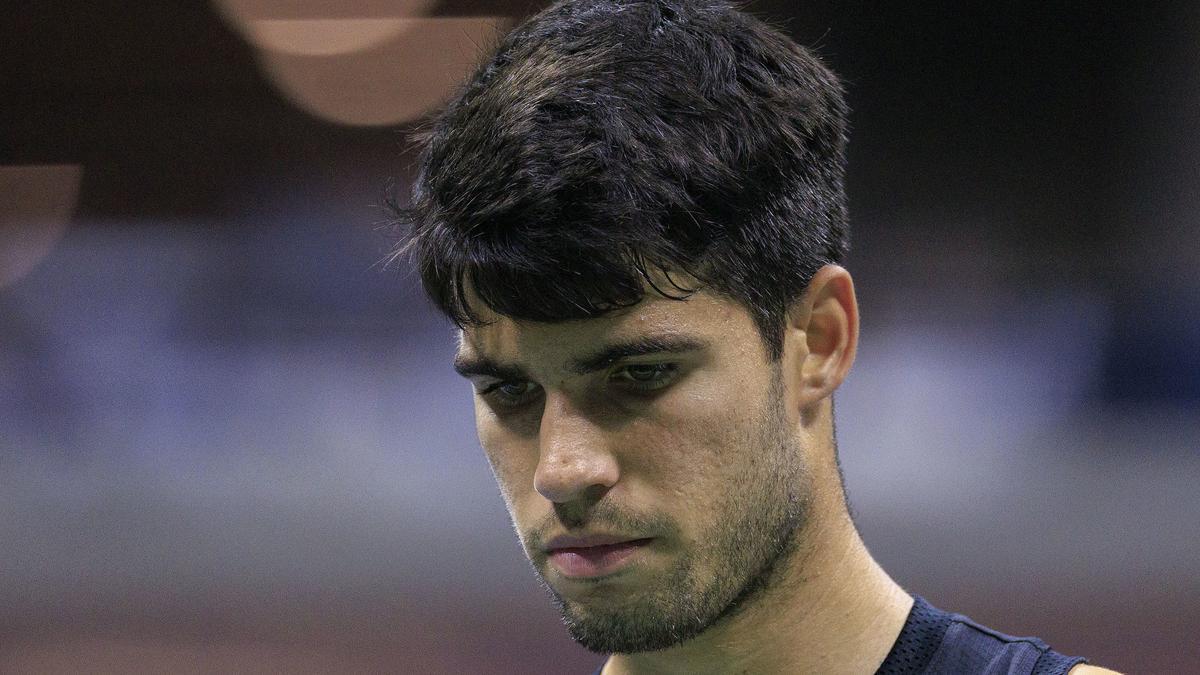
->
xmin=2 ymin=1 xmax=1197 ymax=672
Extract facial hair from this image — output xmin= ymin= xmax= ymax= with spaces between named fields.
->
xmin=523 ymin=377 xmax=809 ymax=654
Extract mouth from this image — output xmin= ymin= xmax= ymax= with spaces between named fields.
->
xmin=544 ymin=536 xmax=655 ymax=579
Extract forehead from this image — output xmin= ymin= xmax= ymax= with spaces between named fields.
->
xmin=457 ymin=289 xmax=757 ymax=371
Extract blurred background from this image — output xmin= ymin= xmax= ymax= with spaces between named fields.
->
xmin=2 ymin=1 xmax=1197 ymax=672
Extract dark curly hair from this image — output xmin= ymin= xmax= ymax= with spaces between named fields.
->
xmin=395 ymin=0 xmax=849 ymax=359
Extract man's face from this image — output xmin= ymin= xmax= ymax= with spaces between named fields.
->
xmin=455 ymin=289 xmax=811 ymax=653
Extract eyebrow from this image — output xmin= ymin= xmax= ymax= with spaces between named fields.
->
xmin=569 ymin=335 xmax=708 ymax=374
xmin=453 ymin=334 xmax=709 ymax=381
xmin=452 ymin=355 xmax=529 ymax=381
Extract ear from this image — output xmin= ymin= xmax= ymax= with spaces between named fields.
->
xmin=781 ymin=264 xmax=860 ymax=411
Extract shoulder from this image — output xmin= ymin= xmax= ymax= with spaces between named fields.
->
xmin=1068 ymin=665 xmax=1123 ymax=675
xmin=913 ymin=600 xmax=1091 ymax=675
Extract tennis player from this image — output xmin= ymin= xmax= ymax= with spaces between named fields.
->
xmin=395 ymin=1 xmax=1118 ymax=672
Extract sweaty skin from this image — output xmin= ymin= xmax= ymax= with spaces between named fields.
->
xmin=457 ymin=266 xmax=919 ymax=674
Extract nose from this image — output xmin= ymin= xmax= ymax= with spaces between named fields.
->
xmin=533 ymin=391 xmax=619 ymax=504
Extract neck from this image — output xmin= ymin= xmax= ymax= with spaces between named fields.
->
xmin=603 ymin=481 xmax=912 ymax=675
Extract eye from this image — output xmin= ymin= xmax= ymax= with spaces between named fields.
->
xmin=611 ymin=363 xmax=679 ymax=390
xmin=478 ymin=380 xmax=541 ymax=407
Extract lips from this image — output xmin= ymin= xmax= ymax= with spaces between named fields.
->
xmin=545 ymin=536 xmax=653 ymax=579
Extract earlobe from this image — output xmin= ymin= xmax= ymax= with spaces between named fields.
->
xmin=786 ymin=265 xmax=859 ymax=407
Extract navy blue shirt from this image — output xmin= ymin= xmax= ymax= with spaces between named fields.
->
xmin=874 ymin=596 xmax=1085 ymax=674
xmin=590 ymin=596 xmax=1086 ymax=674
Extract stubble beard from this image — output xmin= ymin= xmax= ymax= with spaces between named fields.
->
xmin=535 ymin=386 xmax=810 ymax=654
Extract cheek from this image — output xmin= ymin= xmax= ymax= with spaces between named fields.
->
xmin=475 ymin=408 xmax=538 ymax=509
xmin=630 ymin=383 xmax=762 ymax=500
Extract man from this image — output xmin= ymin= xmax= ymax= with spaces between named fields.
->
xmin=396 ymin=1 xmax=1118 ymax=672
